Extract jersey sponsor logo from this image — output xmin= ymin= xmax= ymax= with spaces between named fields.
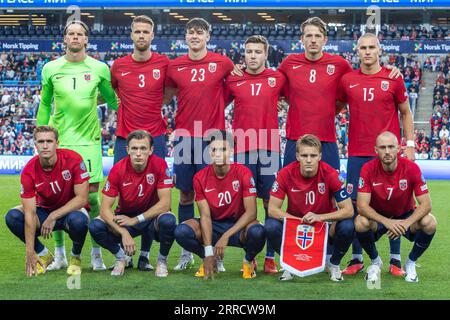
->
xmin=296 ymin=224 xmax=314 ymax=250
xmin=399 ymin=179 xmax=408 ymax=191
xmin=347 ymin=183 xmax=354 ymax=195
xmin=104 ymin=181 xmax=110 ymax=192
xmin=153 ymin=69 xmax=160 ymax=80
xmin=35 ymin=182 xmax=45 ymax=188
xmin=208 ymin=63 xmax=217 ymax=73
xmin=80 ymin=161 xmax=86 ymax=172
xmin=250 ymin=177 xmax=256 ymax=187
xmin=62 ymin=170 xmax=72 ymax=181
xmin=84 ymin=73 xmax=91 ymax=81
xmin=164 ymin=179 xmax=173 ymax=185
xmin=56 ymin=75 xmax=64 ymax=79
xmin=268 ymin=77 xmax=276 ymax=88
xmin=318 ymin=183 xmax=325 ymax=195
xmin=381 ymin=80 xmax=389 ymax=91
xmin=292 ymin=65 xmax=303 ymax=70
xmin=232 ymin=180 xmax=240 ymax=192
xmin=177 ymin=67 xmax=187 ymax=71
xmin=327 ymin=64 xmax=335 ymax=75
xmin=349 ymin=83 xmax=360 ymax=88
xmin=236 ymin=81 xmax=247 ymax=87
xmin=205 ymin=188 xmax=215 ymax=193
xmin=20 ymin=184 xmax=24 ymax=195
xmin=123 ymin=182 xmax=133 ymax=186
xmin=81 ymin=172 xmax=90 ymax=179
xmin=272 ymin=181 xmax=279 ymax=193
xmin=372 ymin=182 xmax=383 ymax=186
xmin=291 ymin=188 xmax=301 ymax=192
xmin=147 ymin=174 xmax=155 ymax=185
xmin=421 ymin=184 xmax=428 ymax=192
xmin=121 ymin=72 xmax=131 ymax=76
xmin=359 ymin=178 xmax=364 ymax=189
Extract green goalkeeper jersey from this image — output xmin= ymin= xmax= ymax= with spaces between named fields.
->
xmin=37 ymin=55 xmax=118 ymax=146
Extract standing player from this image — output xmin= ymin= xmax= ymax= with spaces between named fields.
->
xmin=337 ymin=33 xmax=415 ymax=276
xmin=225 ymin=35 xmax=286 ymax=273
xmin=37 ymin=20 xmax=118 ymax=271
xmin=110 ymin=15 xmax=170 ymax=271
xmin=355 ymin=132 xmax=436 ymax=283
xmin=266 ymin=134 xmax=354 ymax=281
xmin=89 ymin=130 xmax=176 ymax=277
xmin=5 ymin=126 xmax=90 ymax=276
xmin=174 ymin=130 xmax=266 ymax=279
xmin=164 ymin=18 xmax=234 ymax=270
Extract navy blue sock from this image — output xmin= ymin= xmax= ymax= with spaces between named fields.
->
xmin=174 ymin=223 xmax=204 ymax=258
xmin=244 ymin=224 xmax=266 ymax=261
xmin=352 ymin=236 xmax=363 ymax=255
xmin=264 ymin=218 xmax=282 ymax=254
xmin=264 ymin=206 xmax=275 ymax=258
xmin=330 ymin=219 xmax=354 ymax=265
xmin=157 ymin=214 xmax=176 ymax=257
xmin=178 ymin=203 xmax=194 ymax=223
xmin=88 ymin=219 xmax=121 ymax=255
xmin=5 ymin=209 xmax=44 ymax=253
xmin=65 ymin=211 xmax=89 ymax=255
xmin=140 ymin=229 xmax=154 ymax=254
xmin=356 ymin=230 xmax=378 ymax=260
xmin=389 ymin=236 xmax=401 ymax=255
xmin=409 ymin=230 xmax=435 ymax=261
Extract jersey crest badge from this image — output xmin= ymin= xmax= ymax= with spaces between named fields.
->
xmin=327 ymin=64 xmax=335 ymax=75
xmin=296 ymin=224 xmax=314 ymax=250
xmin=318 ymin=182 xmax=325 ymax=195
xmin=232 ymin=180 xmax=240 ymax=192
xmin=268 ymin=77 xmax=276 ymax=88
xmin=399 ymin=179 xmax=408 ymax=191
xmin=347 ymin=183 xmax=354 ymax=195
xmin=84 ymin=73 xmax=91 ymax=81
xmin=62 ymin=170 xmax=72 ymax=181
xmin=381 ymin=80 xmax=389 ymax=91
xmin=153 ymin=69 xmax=160 ymax=80
xmin=208 ymin=63 xmax=217 ymax=73
xmin=147 ymin=173 xmax=155 ymax=185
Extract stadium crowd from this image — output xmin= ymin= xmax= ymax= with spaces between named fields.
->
xmin=0 ymin=49 xmax=435 ymax=158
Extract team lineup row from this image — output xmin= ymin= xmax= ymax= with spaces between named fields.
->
xmin=7 ymin=14 xmax=436 ymax=282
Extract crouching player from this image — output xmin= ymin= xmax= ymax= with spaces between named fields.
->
xmin=5 ymin=126 xmax=90 ymax=276
xmin=174 ymin=130 xmax=266 ymax=279
xmin=89 ymin=130 xmax=176 ymax=277
xmin=266 ymin=134 xmax=354 ymax=281
xmin=356 ymin=132 xmax=436 ymax=283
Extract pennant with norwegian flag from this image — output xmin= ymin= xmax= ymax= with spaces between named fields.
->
xmin=280 ymin=218 xmax=329 ymax=277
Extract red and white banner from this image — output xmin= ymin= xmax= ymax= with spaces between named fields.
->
xmin=280 ymin=218 xmax=329 ymax=277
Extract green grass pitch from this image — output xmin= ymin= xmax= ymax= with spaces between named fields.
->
xmin=0 ymin=175 xmax=449 ymax=300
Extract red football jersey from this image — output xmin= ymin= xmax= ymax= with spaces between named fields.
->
xmin=225 ymin=68 xmax=286 ymax=153
xmin=338 ymin=67 xmax=408 ymax=156
xmin=111 ymin=53 xmax=169 ymax=138
xmin=20 ymin=149 xmax=90 ymax=212
xmin=102 ymin=155 xmax=173 ymax=216
xmin=278 ymin=52 xmax=353 ymax=142
xmin=194 ymin=163 xmax=257 ymax=221
xmin=358 ymin=157 xmax=428 ymax=217
xmin=270 ymin=161 xmax=344 ymax=217
xmin=165 ymin=51 xmax=234 ymax=137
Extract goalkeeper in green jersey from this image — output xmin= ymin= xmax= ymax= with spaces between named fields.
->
xmin=36 ymin=21 xmax=118 ymax=271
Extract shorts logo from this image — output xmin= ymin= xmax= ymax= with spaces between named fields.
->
xmin=62 ymin=170 xmax=72 ymax=181
xmin=359 ymin=177 xmax=364 ymax=189
xmin=318 ymin=182 xmax=325 ymax=195
xmin=147 ymin=173 xmax=155 ymax=185
xmin=399 ymin=179 xmax=408 ymax=191
xmin=84 ymin=73 xmax=91 ymax=81
xmin=296 ymin=224 xmax=314 ymax=250
xmin=327 ymin=64 xmax=335 ymax=75
xmin=208 ymin=63 xmax=217 ymax=73
xmin=153 ymin=69 xmax=160 ymax=80
xmin=347 ymin=183 xmax=354 ymax=195
xmin=268 ymin=77 xmax=276 ymax=88
xmin=381 ymin=80 xmax=389 ymax=91
xmin=272 ymin=181 xmax=279 ymax=193
xmin=232 ymin=180 xmax=240 ymax=192
xmin=104 ymin=181 xmax=110 ymax=192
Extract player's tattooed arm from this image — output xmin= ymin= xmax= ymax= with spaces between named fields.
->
xmin=335 ymin=100 xmax=347 ymax=115
xmin=268 ymin=196 xmax=301 ymax=220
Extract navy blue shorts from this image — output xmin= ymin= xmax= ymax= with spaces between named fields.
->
xmin=109 ymin=214 xmax=162 ymax=242
xmin=372 ymin=210 xmax=416 ymax=242
xmin=283 ymin=139 xmax=340 ymax=170
xmin=35 ymin=207 xmax=89 ymax=235
xmin=113 ymin=134 xmax=167 ymax=165
xmin=195 ymin=218 xmax=244 ymax=248
xmin=346 ymin=156 xmax=375 ymax=199
xmin=234 ymin=150 xmax=280 ymax=199
xmin=173 ymin=136 xmax=210 ymax=192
